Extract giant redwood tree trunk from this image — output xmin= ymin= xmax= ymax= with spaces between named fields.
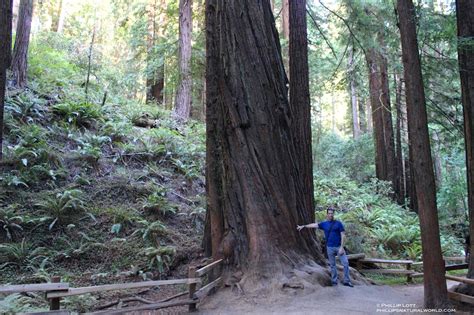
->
xmin=397 ymin=0 xmax=447 ymax=307
xmin=366 ymin=48 xmax=388 ymax=181
xmin=205 ymin=0 xmax=325 ymax=286
xmin=174 ymin=0 xmax=192 ymax=120
xmin=456 ymin=0 xmax=474 ymax=286
xmin=11 ymin=0 xmax=33 ymax=88
xmin=0 ymin=0 xmax=13 ymax=160
xmin=289 ymin=0 xmax=315 ymax=221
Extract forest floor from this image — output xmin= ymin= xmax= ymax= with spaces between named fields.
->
xmin=196 ymin=280 xmax=471 ymax=314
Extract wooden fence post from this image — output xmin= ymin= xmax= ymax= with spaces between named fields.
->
xmin=49 ymin=276 xmax=61 ymax=310
xmin=406 ymin=262 xmax=413 ymax=283
xmin=188 ymin=267 xmax=197 ymax=312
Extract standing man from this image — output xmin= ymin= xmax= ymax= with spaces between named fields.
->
xmin=297 ymin=208 xmax=353 ymax=287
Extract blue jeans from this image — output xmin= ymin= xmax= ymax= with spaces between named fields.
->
xmin=327 ymin=246 xmax=351 ymax=284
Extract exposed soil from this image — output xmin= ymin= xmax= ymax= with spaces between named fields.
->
xmin=195 ymin=280 xmax=472 ymax=315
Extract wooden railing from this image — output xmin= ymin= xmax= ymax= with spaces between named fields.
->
xmin=353 ymin=255 xmax=468 ymax=284
xmin=0 ymin=259 xmax=224 ymax=314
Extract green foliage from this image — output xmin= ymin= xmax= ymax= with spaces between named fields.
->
xmin=55 ymin=233 xmax=107 ymax=260
xmin=0 ymin=206 xmax=24 ymax=241
xmin=133 ymin=220 xmax=168 ymax=244
xmin=315 ymin=171 xmax=463 ymax=260
xmin=142 ymin=245 xmax=176 ymax=273
xmin=314 ymin=133 xmax=375 ymax=182
xmin=35 ymin=189 xmax=87 ymax=230
xmin=0 ymin=293 xmax=47 ymax=314
xmin=52 ymin=102 xmax=104 ymax=128
xmin=140 ymin=188 xmax=177 ymax=216
xmin=0 ymin=239 xmax=48 ymax=270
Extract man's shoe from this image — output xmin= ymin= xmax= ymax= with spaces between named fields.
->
xmin=343 ymin=282 xmax=353 ymax=287
xmin=332 ymin=282 xmax=338 ymax=286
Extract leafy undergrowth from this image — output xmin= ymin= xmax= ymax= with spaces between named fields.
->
xmin=0 ymin=34 xmax=206 ymax=313
xmin=313 ymin=133 xmax=464 ymax=261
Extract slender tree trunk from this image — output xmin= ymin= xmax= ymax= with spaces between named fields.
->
xmin=397 ymin=0 xmax=447 ymax=307
xmin=366 ymin=98 xmax=373 ymax=132
xmin=366 ymin=48 xmax=388 ymax=181
xmin=174 ymin=0 xmax=192 ymax=120
xmin=146 ymin=0 xmax=165 ymax=105
xmin=205 ymin=0 xmax=324 ymax=285
xmin=359 ymin=97 xmax=367 ymax=133
xmin=348 ymin=47 xmax=360 ymax=139
xmin=12 ymin=0 xmax=20 ymax=32
xmin=11 ymin=0 xmax=33 ymax=88
xmin=395 ymin=74 xmax=405 ymax=205
xmin=0 ymin=0 xmax=13 ymax=160
xmin=456 ymin=0 xmax=474 ymax=287
xmin=56 ymin=0 xmax=66 ymax=33
xmin=52 ymin=0 xmax=63 ymax=33
xmin=378 ymin=46 xmax=397 ymax=197
xmin=281 ymin=0 xmax=289 ymax=39
xmin=432 ymin=131 xmax=443 ymax=189
xmin=331 ymin=91 xmax=336 ymax=132
xmin=289 ymin=0 xmax=314 ymax=221
xmin=281 ymin=0 xmax=289 ymax=79
xmin=85 ymin=27 xmax=95 ymax=103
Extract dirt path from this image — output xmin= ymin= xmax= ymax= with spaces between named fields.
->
xmin=197 ymin=281 xmax=465 ymax=314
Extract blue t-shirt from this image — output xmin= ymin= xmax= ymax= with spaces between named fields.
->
xmin=318 ymin=220 xmax=345 ymax=247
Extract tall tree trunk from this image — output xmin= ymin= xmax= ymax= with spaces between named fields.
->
xmin=366 ymin=48 xmax=388 ymax=181
xmin=52 ymin=0 xmax=64 ymax=33
xmin=11 ymin=0 xmax=33 ymax=88
xmin=0 ymin=0 xmax=13 ymax=160
xmin=205 ymin=0 xmax=325 ymax=285
xmin=395 ymin=74 xmax=405 ymax=205
xmin=281 ymin=0 xmax=289 ymax=40
xmin=174 ymin=0 xmax=192 ymax=120
xmin=289 ymin=0 xmax=314 ymax=221
xmin=348 ymin=47 xmax=360 ymax=139
xmin=56 ymin=0 xmax=66 ymax=33
xmin=12 ymin=0 xmax=20 ymax=32
xmin=378 ymin=45 xmax=397 ymax=197
xmin=366 ymin=98 xmax=373 ymax=132
xmin=397 ymin=0 xmax=447 ymax=307
xmin=281 ymin=0 xmax=289 ymax=78
xmin=146 ymin=0 xmax=165 ymax=105
xmin=359 ymin=97 xmax=367 ymax=133
xmin=456 ymin=0 xmax=474 ymax=287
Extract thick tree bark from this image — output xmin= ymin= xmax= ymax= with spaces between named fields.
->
xmin=456 ymin=0 xmax=474 ymax=285
xmin=366 ymin=48 xmax=388 ymax=181
xmin=397 ymin=0 xmax=447 ymax=307
xmin=174 ymin=0 xmax=192 ymax=120
xmin=348 ymin=47 xmax=360 ymax=139
xmin=0 ymin=0 xmax=13 ymax=160
xmin=289 ymin=0 xmax=314 ymax=221
xmin=11 ymin=0 xmax=33 ymax=88
xmin=205 ymin=0 xmax=325 ymax=284
xmin=394 ymin=74 xmax=405 ymax=205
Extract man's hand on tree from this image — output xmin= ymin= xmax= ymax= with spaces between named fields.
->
xmin=297 ymin=225 xmax=305 ymax=231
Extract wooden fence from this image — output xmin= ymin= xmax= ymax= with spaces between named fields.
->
xmin=0 ymin=259 xmax=223 ymax=314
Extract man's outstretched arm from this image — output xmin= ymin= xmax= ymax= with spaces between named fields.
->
xmin=297 ymin=222 xmax=319 ymax=231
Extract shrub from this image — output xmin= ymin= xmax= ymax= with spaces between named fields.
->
xmin=52 ymin=102 xmax=104 ymax=128
xmin=35 ymin=189 xmax=87 ymax=230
